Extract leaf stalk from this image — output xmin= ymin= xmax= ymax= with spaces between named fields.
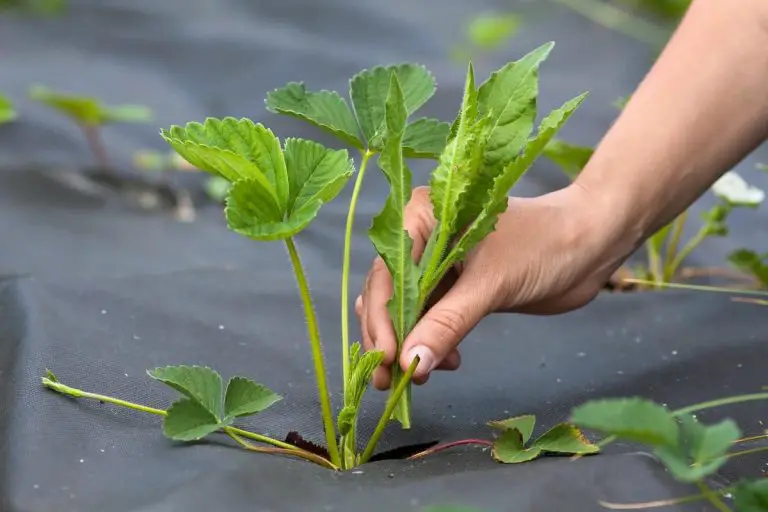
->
xmin=284 ymin=236 xmax=341 ymax=467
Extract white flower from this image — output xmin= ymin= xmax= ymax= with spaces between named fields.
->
xmin=711 ymin=171 xmax=765 ymax=206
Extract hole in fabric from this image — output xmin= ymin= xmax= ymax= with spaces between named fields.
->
xmin=283 ymin=432 xmax=439 ymax=464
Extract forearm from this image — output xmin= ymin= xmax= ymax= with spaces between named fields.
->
xmin=576 ymin=0 xmax=768 ymax=260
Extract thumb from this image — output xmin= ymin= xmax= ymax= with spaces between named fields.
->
xmin=399 ymin=273 xmax=493 ymax=381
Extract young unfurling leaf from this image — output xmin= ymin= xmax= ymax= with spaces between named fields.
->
xmin=338 ymin=343 xmax=385 ymax=437
xmin=161 ymin=118 xmax=355 ymax=241
xmin=367 ymin=73 xmax=422 ymax=428
xmin=266 ymin=64 xmax=450 ymax=159
xmin=0 ymin=94 xmax=16 ymax=124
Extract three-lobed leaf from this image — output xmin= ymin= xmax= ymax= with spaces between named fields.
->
xmin=490 ymin=414 xmax=599 ymax=464
xmin=29 ymin=85 xmax=152 ymax=125
xmin=570 ymin=397 xmax=679 ymax=447
xmin=148 ymin=365 xmax=280 ymax=442
xmin=161 ymin=117 xmax=355 ymax=242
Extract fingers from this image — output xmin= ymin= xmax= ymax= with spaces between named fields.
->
xmin=399 ymin=270 xmax=494 ymax=382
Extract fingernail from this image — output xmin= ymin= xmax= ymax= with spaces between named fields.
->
xmin=407 ymin=346 xmax=435 ymax=375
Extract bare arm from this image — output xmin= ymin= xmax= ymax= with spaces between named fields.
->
xmin=576 ymin=0 xmax=768 ymax=261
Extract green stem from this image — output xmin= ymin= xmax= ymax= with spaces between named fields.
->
xmin=599 ymin=486 xmax=737 ymax=510
xmin=672 ymin=392 xmax=768 ymax=416
xmin=646 ymin=241 xmax=663 ymax=285
xmin=359 ymin=356 xmax=420 ymax=464
xmin=42 ymin=376 xmax=298 ymax=451
xmin=226 ymin=430 xmax=338 ymax=471
xmin=341 ymin=149 xmax=374 ymax=395
xmin=619 ymin=279 xmax=768 ymax=297
xmin=663 ymin=211 xmax=688 ymax=281
xmin=695 ymin=481 xmax=731 ymax=512
xmin=665 ymin=224 xmax=709 ymax=280
xmin=726 ymin=445 xmax=768 ymax=459
xmin=284 ymin=237 xmax=341 ymax=467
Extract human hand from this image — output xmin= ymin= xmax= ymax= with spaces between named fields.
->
xmin=355 ymin=183 xmax=628 ymax=389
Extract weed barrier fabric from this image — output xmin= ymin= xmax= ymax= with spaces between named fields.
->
xmin=0 ymin=1 xmax=767 ymax=511
xmin=1 ymin=269 xmax=767 ymax=511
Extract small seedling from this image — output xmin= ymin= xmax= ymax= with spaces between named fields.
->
xmin=43 ymin=43 xmax=594 ymax=471
xmin=29 ymin=85 xmax=153 ymax=172
xmin=570 ymin=393 xmax=768 ymax=511
xmin=0 ymin=93 xmax=16 ymax=124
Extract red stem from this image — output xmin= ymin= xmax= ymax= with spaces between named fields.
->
xmin=407 ymin=439 xmax=493 ymax=460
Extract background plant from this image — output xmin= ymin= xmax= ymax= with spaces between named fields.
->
xmin=0 ymin=94 xmax=16 ymax=124
xmin=28 ymin=85 xmax=153 ymax=172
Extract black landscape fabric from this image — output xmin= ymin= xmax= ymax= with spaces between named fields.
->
xmin=0 ymin=1 xmax=767 ymax=511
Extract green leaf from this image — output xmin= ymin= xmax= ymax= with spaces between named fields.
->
xmin=466 ymin=13 xmax=520 ymax=50
xmin=733 ymin=479 xmax=768 ymax=512
xmin=531 ymin=423 xmax=600 ymax=455
xmin=648 ymin=222 xmax=674 ymax=254
xmin=653 ymin=414 xmax=740 ymax=482
xmin=224 ymin=179 xmax=309 ymax=240
xmin=475 ymin=42 xmax=553 ymax=170
xmin=163 ymin=398 xmax=228 ymax=441
xmin=542 ymin=139 xmax=593 ymax=180
xmin=265 ymin=82 xmax=363 ymax=149
xmin=147 ymin=365 xmax=224 ymax=419
xmin=350 ymin=63 xmax=436 ymax=147
xmin=367 ymin=73 xmax=422 ymax=427
xmin=443 ymin=92 xmax=587 ymax=268
xmin=160 ymin=118 xmax=287 ymax=209
xmin=569 ymin=397 xmax=679 ymax=447
xmin=492 ymin=429 xmax=541 ymax=463
xmin=28 ymin=85 xmax=151 ymax=125
xmin=0 ymin=94 xmax=16 ymax=123
xmin=728 ymin=248 xmax=768 ymax=287
xmin=487 ymin=414 xmax=536 ymax=444
xmin=224 ymin=376 xmax=281 ymax=420
xmin=402 ymin=118 xmax=451 ymax=159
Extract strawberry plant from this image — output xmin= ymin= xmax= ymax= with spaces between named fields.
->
xmin=570 ymin=393 xmax=768 ymax=511
xmin=28 ymin=85 xmax=153 ymax=172
xmin=42 ymin=43 xmax=599 ymax=470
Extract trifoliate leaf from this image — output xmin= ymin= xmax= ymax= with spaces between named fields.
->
xmin=729 ymin=248 xmax=768 ymax=287
xmin=163 ymin=398 xmax=228 ymax=441
xmin=531 ymin=423 xmax=600 ymax=456
xmin=443 ymin=92 xmax=586 ymax=268
xmin=367 ymin=73 xmax=422 ymax=427
xmin=542 ymin=139 xmax=593 ymax=180
xmin=487 ymin=414 xmax=536 ymax=444
xmin=0 ymin=94 xmax=16 ymax=124
xmin=402 ymin=118 xmax=451 ymax=159
xmin=569 ymin=397 xmax=679 ymax=447
xmin=466 ymin=13 xmax=520 ymax=50
xmin=282 ymin=138 xmax=354 ymax=214
xmin=28 ymin=85 xmax=152 ymax=125
xmin=653 ymin=414 xmax=740 ymax=482
xmin=350 ymin=63 xmax=436 ymax=147
xmin=733 ymin=479 xmax=768 ymax=512
xmin=492 ymin=429 xmax=541 ymax=463
xmin=265 ymin=82 xmax=364 ymax=149
xmin=160 ymin=118 xmax=287 ymax=209
xmin=147 ymin=365 xmax=224 ymax=419
xmin=223 ymin=376 xmax=281 ymax=420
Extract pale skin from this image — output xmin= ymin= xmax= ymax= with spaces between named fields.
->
xmin=355 ymin=0 xmax=768 ymax=389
